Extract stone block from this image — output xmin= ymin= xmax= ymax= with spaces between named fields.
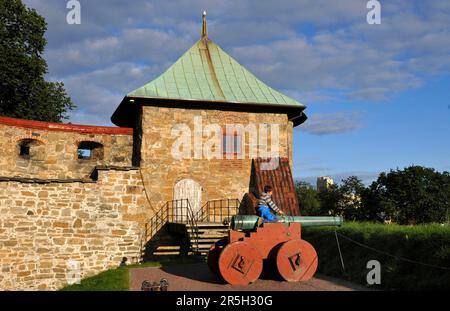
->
xmin=4 ymin=240 xmax=18 ymax=247
xmin=52 ymin=222 xmax=69 ymax=229
xmin=112 ymin=229 xmax=127 ymax=236
xmin=10 ymin=206 xmax=27 ymax=215
xmin=73 ymin=219 xmax=82 ymax=228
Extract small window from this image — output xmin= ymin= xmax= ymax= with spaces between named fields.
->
xmin=77 ymin=141 xmax=104 ymax=160
xmin=222 ymin=133 xmax=242 ymax=155
xmin=20 ymin=145 xmax=30 ymax=157
xmin=18 ymin=139 xmax=44 ymax=160
xmin=77 ymin=148 xmax=92 ymax=159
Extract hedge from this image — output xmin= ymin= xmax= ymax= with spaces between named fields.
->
xmin=302 ymin=222 xmax=450 ymax=290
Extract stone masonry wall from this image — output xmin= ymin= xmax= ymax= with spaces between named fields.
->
xmin=138 ymin=106 xmax=294 ymax=211
xmin=0 ymin=168 xmax=153 ymax=291
xmin=0 ymin=119 xmax=133 ymax=180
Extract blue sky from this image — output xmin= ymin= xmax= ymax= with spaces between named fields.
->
xmin=22 ymin=0 xmax=450 ymax=184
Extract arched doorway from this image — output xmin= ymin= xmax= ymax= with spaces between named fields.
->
xmin=173 ymin=179 xmax=202 ymax=220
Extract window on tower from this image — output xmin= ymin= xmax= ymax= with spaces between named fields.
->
xmin=222 ymin=132 xmax=242 ymax=156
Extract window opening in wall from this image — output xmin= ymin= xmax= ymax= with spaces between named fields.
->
xmin=20 ymin=145 xmax=30 ymax=157
xmin=18 ymin=139 xmax=42 ymax=159
xmin=222 ymin=133 xmax=242 ymax=155
xmin=77 ymin=141 xmax=104 ymax=160
xmin=77 ymin=149 xmax=92 ymax=159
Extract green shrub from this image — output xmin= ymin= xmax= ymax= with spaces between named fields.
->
xmin=303 ymin=222 xmax=450 ymax=290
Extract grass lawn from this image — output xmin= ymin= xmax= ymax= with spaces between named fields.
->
xmin=303 ymin=222 xmax=450 ymax=290
xmin=61 ymin=223 xmax=450 ymax=291
xmin=60 ymin=257 xmax=203 ymax=291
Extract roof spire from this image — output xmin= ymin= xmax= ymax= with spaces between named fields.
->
xmin=201 ymin=11 xmax=208 ymax=40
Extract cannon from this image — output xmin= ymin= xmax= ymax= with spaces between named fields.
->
xmin=207 ymin=215 xmax=343 ymax=285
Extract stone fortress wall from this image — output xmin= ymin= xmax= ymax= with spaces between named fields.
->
xmin=0 ymin=117 xmax=153 ymax=290
xmin=0 ymin=116 xmax=134 ymax=179
xmin=0 ymin=108 xmax=295 ymax=290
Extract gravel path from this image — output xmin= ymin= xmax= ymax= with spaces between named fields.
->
xmin=129 ymin=262 xmax=368 ymax=291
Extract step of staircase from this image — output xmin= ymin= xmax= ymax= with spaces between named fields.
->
xmin=194 ymin=233 xmax=228 ymax=239
xmin=151 ymin=245 xmax=181 ymax=256
xmin=153 ymin=251 xmax=181 ymax=256
xmin=143 ymin=222 xmax=230 ymax=260
xmin=187 ymin=222 xmax=229 ymax=256
xmin=157 ymin=245 xmax=181 ymax=251
xmin=187 ymin=222 xmax=229 ymax=228
xmin=191 ymin=238 xmax=226 ymax=243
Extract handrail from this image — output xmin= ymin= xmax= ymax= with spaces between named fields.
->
xmin=140 ymin=199 xmax=201 ymax=257
xmin=140 ymin=198 xmax=241 ymax=259
xmin=194 ymin=198 xmax=241 ymax=223
xmin=166 ymin=199 xmax=200 ymax=255
xmin=186 ymin=199 xmax=199 ymax=255
xmin=140 ymin=201 xmax=169 ymax=256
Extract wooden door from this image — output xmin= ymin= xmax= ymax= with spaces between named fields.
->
xmin=173 ymin=179 xmax=202 ymax=219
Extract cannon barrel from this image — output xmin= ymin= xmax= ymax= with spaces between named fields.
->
xmin=231 ymin=215 xmax=343 ymax=231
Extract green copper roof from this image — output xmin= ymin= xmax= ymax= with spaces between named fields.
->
xmin=127 ymin=38 xmax=304 ymax=107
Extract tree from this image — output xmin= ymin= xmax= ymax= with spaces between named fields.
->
xmin=317 ymin=183 xmax=343 ymax=217
xmin=0 ymin=0 xmax=75 ymax=122
xmin=339 ymin=176 xmax=365 ymax=220
xmin=365 ymin=166 xmax=450 ymax=224
xmin=359 ymin=181 xmax=393 ymax=223
xmin=295 ymin=181 xmax=321 ymax=215
xmin=315 ymin=176 xmax=365 ymax=220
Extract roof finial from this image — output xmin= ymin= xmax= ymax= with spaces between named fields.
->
xmin=201 ymin=11 xmax=208 ymax=40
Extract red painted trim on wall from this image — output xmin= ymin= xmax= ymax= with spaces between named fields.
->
xmin=0 ymin=116 xmax=133 ymax=135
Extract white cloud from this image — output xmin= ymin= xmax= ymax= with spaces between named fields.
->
xmin=20 ymin=0 xmax=450 ymax=127
xmin=299 ymin=112 xmax=364 ymax=135
xmin=45 ymin=28 xmax=190 ymax=76
xmin=55 ymin=62 xmax=165 ymax=126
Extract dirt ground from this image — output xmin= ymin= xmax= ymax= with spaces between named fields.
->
xmin=129 ymin=262 xmax=368 ymax=291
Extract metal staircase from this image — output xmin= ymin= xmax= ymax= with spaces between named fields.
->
xmin=141 ymin=199 xmax=199 ymax=260
xmin=140 ymin=198 xmax=240 ymax=260
xmin=186 ymin=222 xmax=229 ymax=256
xmin=190 ymin=199 xmax=240 ymax=255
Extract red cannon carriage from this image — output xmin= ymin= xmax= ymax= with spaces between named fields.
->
xmin=207 ymin=215 xmax=343 ymax=285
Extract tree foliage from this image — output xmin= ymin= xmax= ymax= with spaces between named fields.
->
xmin=295 ymin=181 xmax=321 ymax=216
xmin=336 ymin=176 xmax=365 ymax=220
xmin=296 ymin=166 xmax=450 ymax=224
xmin=0 ymin=0 xmax=75 ymax=122
xmin=367 ymin=166 xmax=450 ymax=224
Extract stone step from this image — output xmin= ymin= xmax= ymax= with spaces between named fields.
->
xmin=190 ymin=238 xmax=225 ymax=243
xmin=195 ymin=230 xmax=228 ymax=234
xmin=156 ymin=245 xmax=180 ymax=251
xmin=188 ymin=236 xmax=227 ymax=242
xmin=188 ymin=228 xmax=229 ymax=232
xmin=191 ymin=243 xmax=216 ymax=250
xmin=188 ymin=232 xmax=228 ymax=237
xmin=153 ymin=251 xmax=181 ymax=256
xmin=187 ymin=222 xmax=229 ymax=228
xmin=195 ymin=234 xmax=227 ymax=239
xmin=150 ymin=245 xmax=182 ymax=257
xmin=188 ymin=251 xmax=209 ymax=256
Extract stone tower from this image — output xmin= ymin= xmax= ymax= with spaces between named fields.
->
xmin=110 ymin=13 xmax=308 ymax=213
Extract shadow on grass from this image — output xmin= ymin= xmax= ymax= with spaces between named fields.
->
xmin=60 ymin=257 xmax=204 ymax=291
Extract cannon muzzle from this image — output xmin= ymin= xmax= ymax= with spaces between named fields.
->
xmin=231 ymin=215 xmax=343 ymax=231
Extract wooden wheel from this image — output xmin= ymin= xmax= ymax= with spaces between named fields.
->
xmin=218 ymin=241 xmax=263 ymax=285
xmin=207 ymin=238 xmax=227 ymax=276
xmin=276 ymin=239 xmax=318 ymax=282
